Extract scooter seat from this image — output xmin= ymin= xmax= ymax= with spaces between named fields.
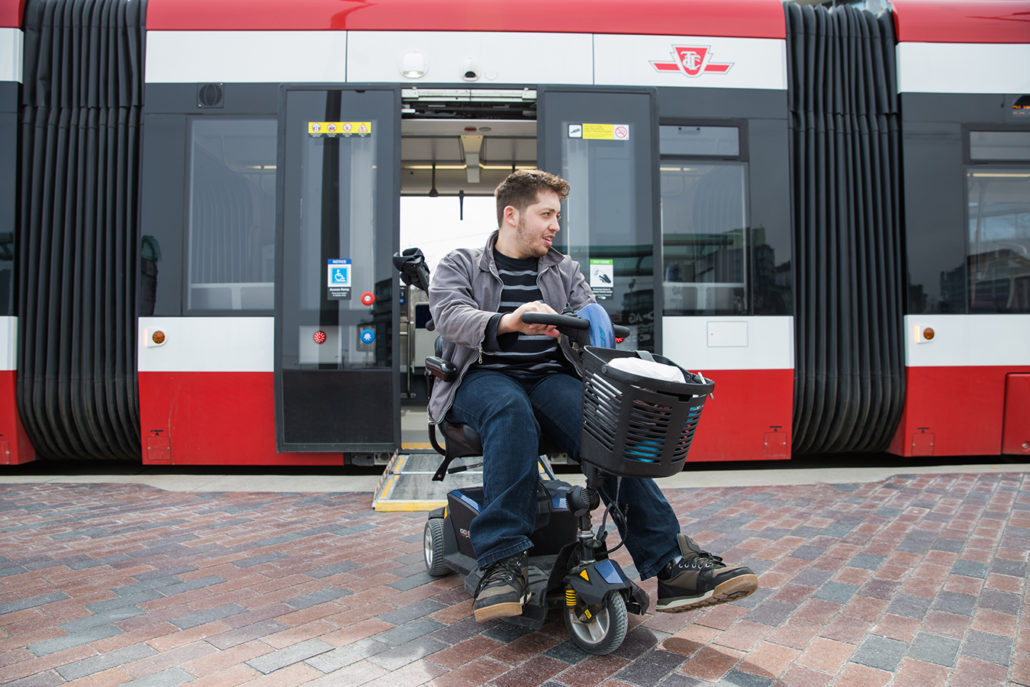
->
xmin=430 ymin=418 xmax=564 ymax=481
xmin=437 ymin=419 xmax=483 ymax=458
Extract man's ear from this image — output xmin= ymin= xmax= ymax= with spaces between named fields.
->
xmin=502 ymin=204 xmax=518 ymax=228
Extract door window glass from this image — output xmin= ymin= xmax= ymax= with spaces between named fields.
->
xmin=292 ymin=122 xmax=383 ymax=368
xmin=187 ymin=118 xmax=277 ymax=311
xmin=965 ymin=168 xmax=1030 ymax=312
xmin=660 ymin=161 xmax=748 ymax=315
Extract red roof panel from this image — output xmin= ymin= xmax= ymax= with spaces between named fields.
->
xmin=0 ymin=0 xmax=23 ymax=28
xmin=145 ymin=0 xmax=787 ymax=39
xmin=892 ymin=0 xmax=1030 ymax=43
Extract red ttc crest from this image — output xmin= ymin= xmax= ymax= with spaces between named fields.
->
xmin=651 ymin=46 xmax=732 ymax=77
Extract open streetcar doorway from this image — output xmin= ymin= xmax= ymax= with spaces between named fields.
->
xmin=398 ymin=91 xmax=539 ymax=413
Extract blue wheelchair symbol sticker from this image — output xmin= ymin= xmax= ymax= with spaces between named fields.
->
xmin=360 ymin=329 xmax=375 ymax=344
xmin=327 ymin=259 xmax=351 ymax=286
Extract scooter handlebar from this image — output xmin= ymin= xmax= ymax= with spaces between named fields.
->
xmin=521 ymin=312 xmax=590 ymax=330
xmin=521 ymin=312 xmax=631 ymax=339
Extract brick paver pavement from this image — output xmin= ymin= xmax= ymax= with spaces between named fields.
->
xmin=1 ymin=471 xmax=1027 ymax=686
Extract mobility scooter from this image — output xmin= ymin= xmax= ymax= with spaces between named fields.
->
xmin=395 ymin=248 xmax=714 ymax=655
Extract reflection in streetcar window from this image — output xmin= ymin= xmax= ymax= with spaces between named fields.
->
xmin=659 ymin=162 xmax=748 ymax=315
xmin=965 ymin=168 xmax=1030 ymax=313
xmin=187 ymin=118 xmax=277 ymax=311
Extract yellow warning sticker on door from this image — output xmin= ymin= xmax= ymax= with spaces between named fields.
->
xmin=581 ymin=123 xmax=630 ymax=141
xmin=308 ymin=121 xmax=373 ymax=136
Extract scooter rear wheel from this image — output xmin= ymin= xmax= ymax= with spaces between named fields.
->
xmin=423 ymin=518 xmax=451 ymax=577
xmin=563 ymin=589 xmax=628 ymax=655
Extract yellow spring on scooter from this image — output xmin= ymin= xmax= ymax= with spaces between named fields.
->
xmin=565 ymin=588 xmax=577 ymax=607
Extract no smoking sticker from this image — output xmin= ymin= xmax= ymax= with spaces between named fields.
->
xmin=569 ymin=123 xmax=631 ymax=141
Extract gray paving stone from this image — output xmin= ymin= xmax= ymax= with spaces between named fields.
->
xmin=28 ymin=623 xmax=123 ymax=656
xmin=232 ymin=552 xmax=288 ymax=568
xmin=247 ymin=638 xmax=334 ymax=674
xmin=544 ymin=639 xmax=591 ymax=664
xmin=898 ymin=529 xmax=936 ymax=554
xmin=932 ymin=591 xmax=977 ymax=617
xmin=614 ymin=648 xmax=685 ymax=687
xmin=978 ymin=589 xmax=1021 ymax=615
xmin=789 ymin=544 xmax=824 ymax=561
xmin=160 ymin=575 xmax=226 ymax=597
xmin=373 ymin=617 xmax=447 ymax=646
xmin=961 ymin=630 xmax=1012 ymax=667
xmin=87 ymin=590 xmax=163 ymax=613
xmin=852 ymin=635 xmax=907 ymax=672
xmin=930 ymin=537 xmax=964 ymax=553
xmin=952 ymin=559 xmax=990 ymax=579
xmin=387 ymin=572 xmax=438 ymax=591
xmin=56 ymin=643 xmax=157 ymax=681
xmin=746 ymin=599 xmax=796 ymax=627
xmin=67 ymin=553 xmax=129 ymax=570
xmin=990 ymin=558 xmax=1026 ymax=578
xmin=0 ymin=592 xmax=69 ymax=615
xmin=886 ymin=593 xmax=932 ymax=620
xmin=656 ymin=674 xmax=706 ymax=687
xmin=284 ymin=587 xmax=351 ymax=609
xmin=170 ymin=603 xmax=245 ymax=630
xmin=814 ymin=581 xmax=858 ymax=604
xmin=306 ymin=638 xmax=391 ymax=672
xmin=378 ymin=599 xmax=447 ymax=626
xmin=207 ymin=619 xmax=288 ymax=650
xmin=305 ymin=560 xmax=361 ymax=578
xmin=134 ymin=566 xmax=197 ymax=582
xmin=718 ymin=669 xmax=774 ymax=687
xmin=849 ymin=553 xmax=886 ymax=570
xmin=908 ymin=632 xmax=961 ymax=667
xmin=62 ymin=606 xmax=146 ymax=632
xmin=793 ymin=567 xmax=833 ymax=587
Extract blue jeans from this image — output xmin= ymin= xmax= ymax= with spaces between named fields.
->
xmin=449 ymin=368 xmax=682 ymax=579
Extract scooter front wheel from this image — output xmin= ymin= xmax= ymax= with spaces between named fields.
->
xmin=563 ymin=589 xmax=628 ymax=655
xmin=423 ymin=518 xmax=451 ymax=577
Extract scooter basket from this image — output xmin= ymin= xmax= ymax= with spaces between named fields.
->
xmin=579 ymin=347 xmax=714 ymax=478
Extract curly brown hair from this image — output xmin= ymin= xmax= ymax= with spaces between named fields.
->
xmin=494 ymin=169 xmax=570 ymax=228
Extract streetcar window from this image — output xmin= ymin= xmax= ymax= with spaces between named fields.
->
xmin=969 ymin=131 xmax=1030 ymax=162
xmin=187 ymin=118 xmax=277 ymax=311
xmin=659 ymin=162 xmax=748 ymax=315
xmin=966 ymin=168 xmax=1030 ymax=313
xmin=659 ymin=126 xmax=739 ymax=157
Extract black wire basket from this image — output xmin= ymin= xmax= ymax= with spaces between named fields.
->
xmin=579 ymin=347 xmax=714 ymax=478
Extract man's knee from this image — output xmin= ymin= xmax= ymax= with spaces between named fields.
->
xmin=481 ymin=390 xmax=536 ymax=425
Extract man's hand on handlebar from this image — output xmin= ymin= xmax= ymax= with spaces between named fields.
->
xmin=498 ymin=301 xmax=561 ymax=338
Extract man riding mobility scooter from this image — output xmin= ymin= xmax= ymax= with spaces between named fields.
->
xmin=395 ymin=248 xmax=721 ymax=655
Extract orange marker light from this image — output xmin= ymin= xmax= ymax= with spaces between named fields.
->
xmin=151 ymin=330 xmax=166 ymax=345
xmin=922 ymin=327 xmax=935 ymax=341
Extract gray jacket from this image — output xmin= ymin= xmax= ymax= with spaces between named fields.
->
xmin=426 ymin=230 xmax=595 ymax=423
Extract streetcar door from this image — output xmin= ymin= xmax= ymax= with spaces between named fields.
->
xmin=537 ymin=88 xmax=662 ymax=351
xmin=275 ymin=87 xmax=400 ymax=453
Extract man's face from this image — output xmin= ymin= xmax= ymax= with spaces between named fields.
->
xmin=508 ymin=190 xmax=562 ymax=259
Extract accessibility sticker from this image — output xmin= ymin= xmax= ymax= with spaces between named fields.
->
xmin=328 ymin=259 xmax=352 ymax=300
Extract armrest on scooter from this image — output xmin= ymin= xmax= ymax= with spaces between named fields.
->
xmin=425 ymin=356 xmax=458 ymax=382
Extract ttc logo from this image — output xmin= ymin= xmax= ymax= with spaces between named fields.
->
xmin=651 ymin=46 xmax=733 ymax=77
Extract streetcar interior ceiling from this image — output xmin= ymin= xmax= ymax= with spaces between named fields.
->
xmin=399 ymin=117 xmax=537 ymax=196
